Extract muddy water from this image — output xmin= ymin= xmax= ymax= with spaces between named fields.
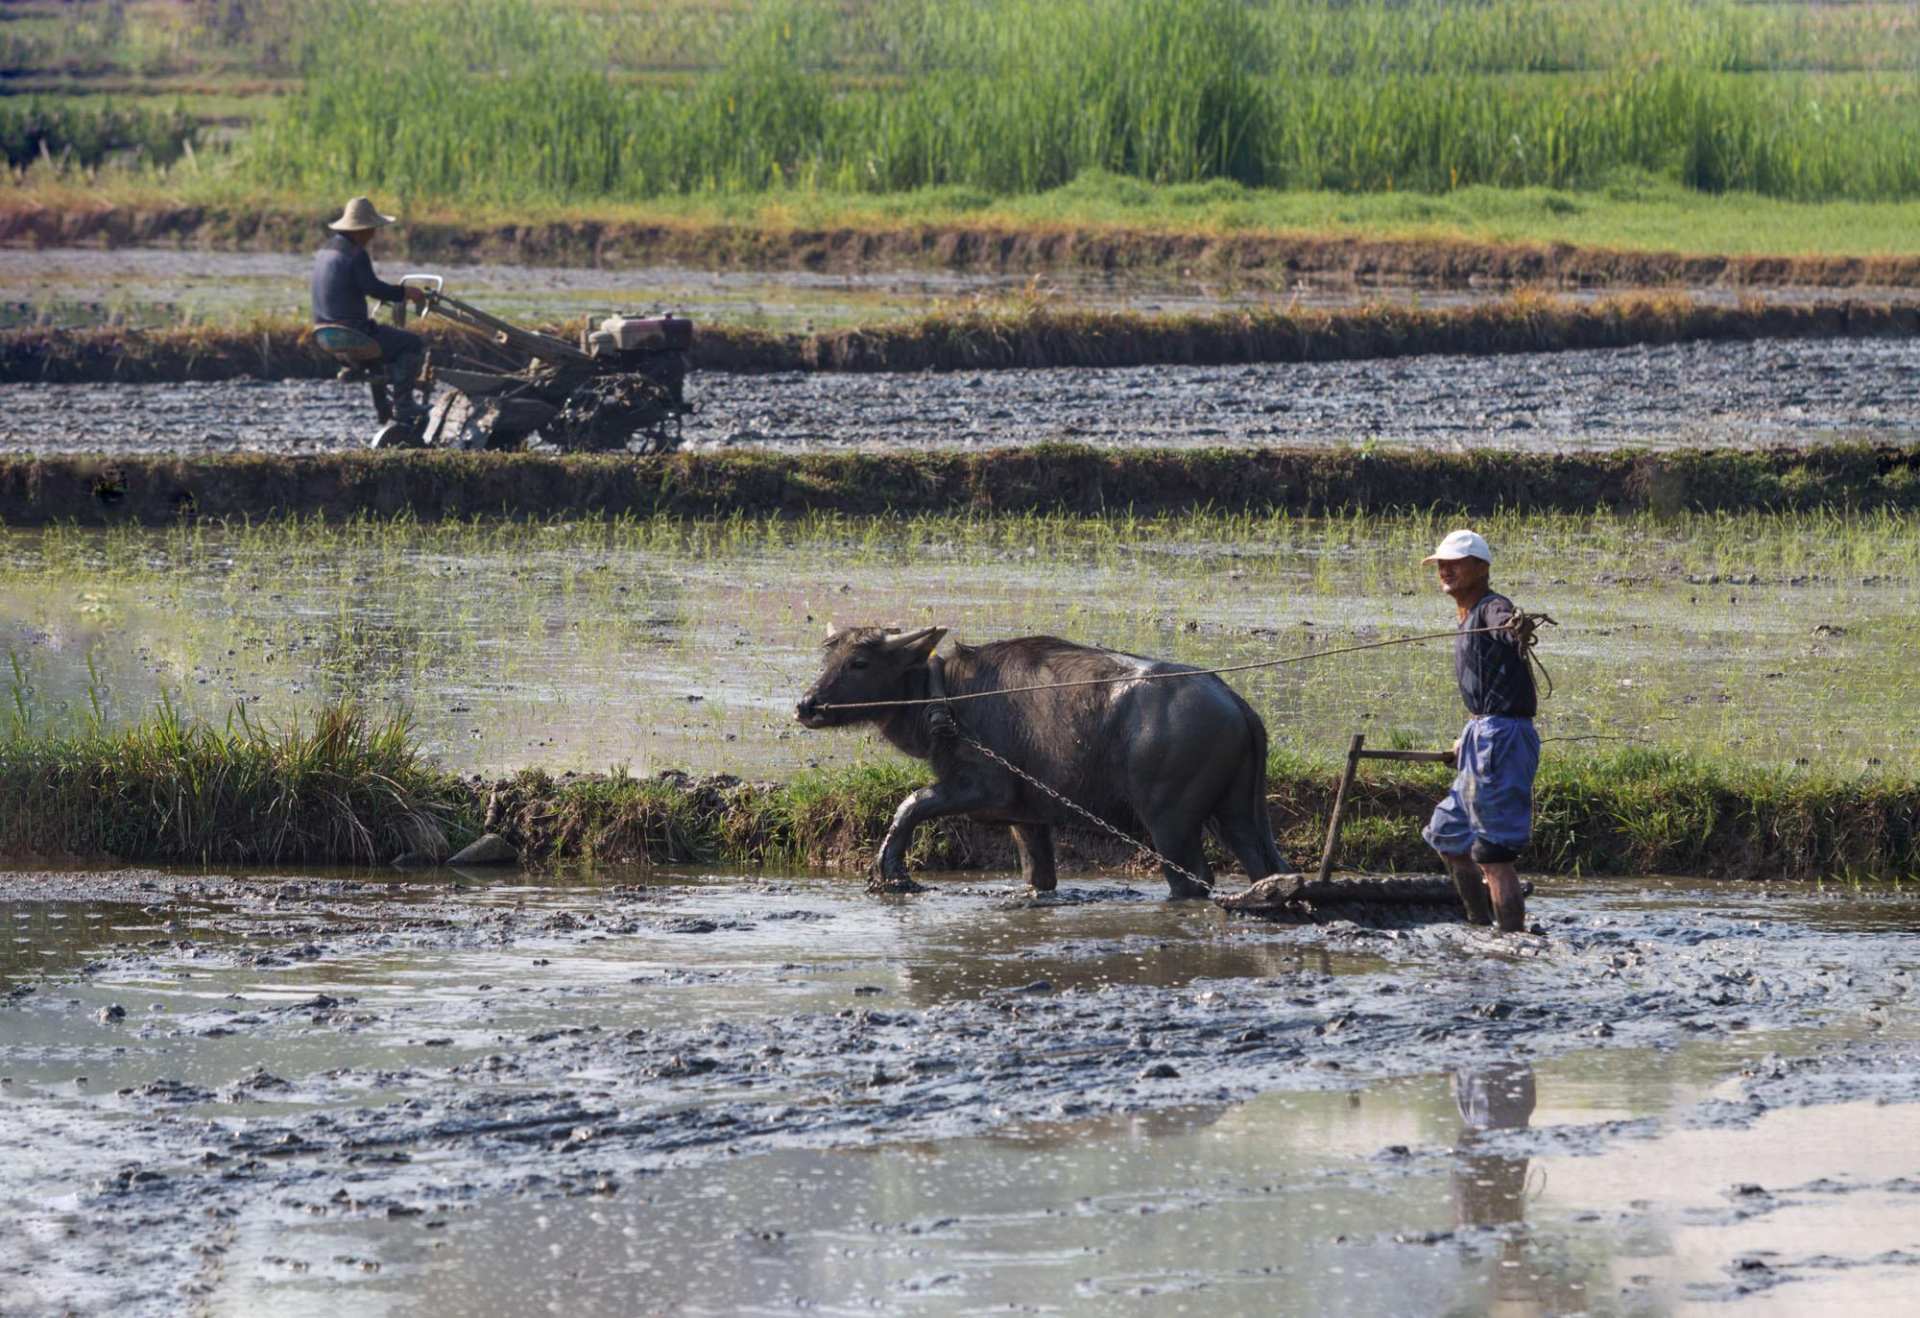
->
xmin=13 ymin=246 xmax=1906 ymax=333
xmin=6 ymin=335 xmax=1919 ymax=455
xmin=1 ymin=869 xmax=1916 ymax=1315
xmin=4 ymin=514 xmax=1916 ymax=778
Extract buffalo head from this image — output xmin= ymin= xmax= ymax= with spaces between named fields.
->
xmin=795 ymin=625 xmax=947 ymax=728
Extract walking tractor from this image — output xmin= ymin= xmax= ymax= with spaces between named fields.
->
xmin=322 ymin=275 xmax=697 ymax=452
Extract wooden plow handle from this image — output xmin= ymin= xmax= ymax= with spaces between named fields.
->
xmin=1314 ymin=733 xmax=1452 ymax=883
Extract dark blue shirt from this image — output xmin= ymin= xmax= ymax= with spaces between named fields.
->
xmin=311 ymin=233 xmax=405 ymax=331
xmin=1456 ymin=591 xmax=1536 ymax=718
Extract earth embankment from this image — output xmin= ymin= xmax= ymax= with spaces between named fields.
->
xmin=6 ymin=294 xmax=1916 ymax=385
xmin=3 ymin=442 xmax=1918 ymax=526
xmin=4 ymin=734 xmax=1915 ymax=883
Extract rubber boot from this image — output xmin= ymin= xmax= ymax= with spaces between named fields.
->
xmin=1450 ymin=863 xmax=1495 ymax=926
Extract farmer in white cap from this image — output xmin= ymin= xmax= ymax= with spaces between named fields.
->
xmin=311 ymin=196 xmax=429 ymax=419
xmin=1421 ymin=529 xmax=1539 ymax=933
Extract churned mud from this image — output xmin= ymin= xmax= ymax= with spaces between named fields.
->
xmin=4 ymin=335 xmax=1917 ymax=456
xmin=1 ymin=867 xmax=1916 ymax=1314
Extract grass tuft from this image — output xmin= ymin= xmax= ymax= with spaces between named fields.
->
xmin=0 ymin=698 xmax=469 ymax=865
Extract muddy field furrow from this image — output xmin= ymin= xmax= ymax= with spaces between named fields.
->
xmin=2 ymin=870 xmax=1917 ymax=1314
xmin=10 ymin=204 xmax=1920 ymax=289
xmin=4 ymin=336 xmax=1916 ymax=456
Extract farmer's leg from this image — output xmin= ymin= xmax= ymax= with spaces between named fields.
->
xmin=1462 ymin=719 xmax=1540 ymax=934
xmin=1424 ymin=731 xmax=1493 ymax=924
xmin=371 ymin=325 xmax=427 ymax=415
xmin=1478 ymin=861 xmax=1525 ymax=933
xmin=1444 ymin=853 xmax=1495 ymax=926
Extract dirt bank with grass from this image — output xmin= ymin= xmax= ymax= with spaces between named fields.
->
xmin=5 ymin=292 xmax=1917 ymax=387
xmin=1 ymin=702 xmax=1914 ymax=882
xmin=10 ymin=198 xmax=1920 ymax=290
xmin=5 ymin=443 xmax=1918 ymax=526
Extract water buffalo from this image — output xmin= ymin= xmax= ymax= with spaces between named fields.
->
xmin=795 ymin=626 xmax=1292 ymax=898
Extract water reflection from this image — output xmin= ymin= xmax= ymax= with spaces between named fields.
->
xmin=1452 ymin=1060 xmax=1550 ymax=1314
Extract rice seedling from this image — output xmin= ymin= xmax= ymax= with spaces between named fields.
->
xmin=4 ymin=502 xmax=1917 ymax=793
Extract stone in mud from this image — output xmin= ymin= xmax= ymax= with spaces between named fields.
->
xmin=94 ymin=1003 xmax=127 ymax=1023
xmin=448 ymin=833 xmax=518 ymax=867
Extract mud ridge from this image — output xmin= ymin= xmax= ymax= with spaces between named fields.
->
xmin=5 ymin=443 xmax=1919 ymax=527
xmin=9 ymin=201 xmax=1920 ymax=289
xmin=6 ymin=292 xmax=1918 ymax=385
xmin=5 ymin=746 xmax=1918 ymax=883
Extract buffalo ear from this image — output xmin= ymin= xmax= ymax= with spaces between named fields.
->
xmin=883 ymin=625 xmax=948 ymax=661
xmin=823 ymin=620 xmax=837 ymax=642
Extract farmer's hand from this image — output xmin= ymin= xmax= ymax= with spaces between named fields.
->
xmin=404 ymin=286 xmax=429 ymax=306
xmin=1444 ymin=738 xmax=1461 ymax=768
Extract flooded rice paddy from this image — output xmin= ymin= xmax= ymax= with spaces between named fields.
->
xmin=12 ymin=246 xmax=1910 ymax=333
xmin=6 ymin=335 xmax=1919 ymax=455
xmin=3 ymin=511 xmax=1916 ymax=778
xmin=1 ymin=867 xmax=1916 ymax=1315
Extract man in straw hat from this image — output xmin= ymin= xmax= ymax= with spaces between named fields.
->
xmin=312 ymin=196 xmax=429 ymax=418
xmin=1420 ymin=529 xmax=1540 ymax=933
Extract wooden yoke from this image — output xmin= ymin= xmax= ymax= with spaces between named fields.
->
xmin=1315 ymin=733 xmax=1453 ymax=883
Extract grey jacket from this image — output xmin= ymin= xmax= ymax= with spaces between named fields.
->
xmin=312 ymin=233 xmax=405 ymax=330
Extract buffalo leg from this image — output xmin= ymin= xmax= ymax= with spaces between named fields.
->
xmin=1011 ymin=823 xmax=1057 ymax=894
xmin=872 ymin=778 xmax=1001 ymax=895
xmin=1143 ymin=822 xmax=1214 ymax=901
xmin=1213 ymin=811 xmax=1288 ymax=883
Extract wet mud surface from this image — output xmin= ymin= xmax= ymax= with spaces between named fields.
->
xmin=5 ymin=336 xmax=1918 ymax=456
xmin=2 ymin=868 xmax=1916 ymax=1314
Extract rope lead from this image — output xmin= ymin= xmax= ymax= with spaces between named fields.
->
xmin=819 ymin=611 xmax=1560 ymax=714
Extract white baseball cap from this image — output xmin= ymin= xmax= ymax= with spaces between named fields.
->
xmin=1422 ymin=529 xmax=1491 ymax=564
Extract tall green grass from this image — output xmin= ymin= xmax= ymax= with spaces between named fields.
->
xmin=0 ymin=98 xmax=199 ymax=170
xmin=241 ymin=0 xmax=1920 ymax=204
xmin=17 ymin=0 xmax=1920 ymax=84
xmin=0 ymin=697 xmax=466 ymax=865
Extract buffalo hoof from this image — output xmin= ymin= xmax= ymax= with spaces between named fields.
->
xmin=866 ymin=873 xmax=927 ymax=896
xmin=1165 ymin=878 xmax=1214 ymax=901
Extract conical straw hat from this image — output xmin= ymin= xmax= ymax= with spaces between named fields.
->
xmin=326 ymin=196 xmax=396 ymax=232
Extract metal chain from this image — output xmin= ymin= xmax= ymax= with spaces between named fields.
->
xmin=954 ymin=732 xmax=1214 ymax=893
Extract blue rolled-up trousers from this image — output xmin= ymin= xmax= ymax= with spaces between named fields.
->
xmin=1423 ymin=715 xmax=1540 ymax=864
